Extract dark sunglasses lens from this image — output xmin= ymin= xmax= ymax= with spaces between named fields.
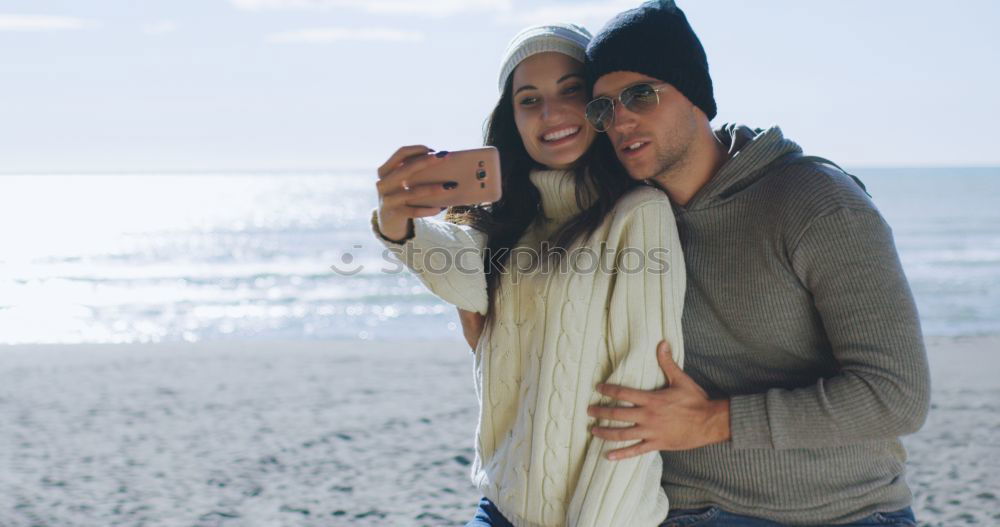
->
xmin=622 ymin=84 xmax=659 ymax=113
xmin=585 ymin=99 xmax=614 ymax=131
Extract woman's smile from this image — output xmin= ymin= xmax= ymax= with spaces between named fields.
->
xmin=540 ymin=125 xmax=583 ymax=146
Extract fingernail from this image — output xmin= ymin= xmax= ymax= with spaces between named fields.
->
xmin=443 ymin=181 xmax=458 ymax=190
xmin=435 ymin=150 xmax=450 ymax=158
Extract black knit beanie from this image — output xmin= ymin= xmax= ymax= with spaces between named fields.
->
xmin=586 ymin=0 xmax=717 ymax=120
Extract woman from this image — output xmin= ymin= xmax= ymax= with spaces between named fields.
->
xmin=372 ymin=24 xmax=685 ymax=527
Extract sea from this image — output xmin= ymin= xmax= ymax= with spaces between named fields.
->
xmin=0 ymin=168 xmax=998 ymax=345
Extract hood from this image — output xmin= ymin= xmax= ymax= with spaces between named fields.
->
xmin=683 ymin=123 xmax=802 ymax=210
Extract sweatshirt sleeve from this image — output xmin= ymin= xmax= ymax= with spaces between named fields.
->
xmin=567 ymin=199 xmax=686 ymax=527
xmin=729 ymin=207 xmax=931 ymax=450
xmin=370 ymin=208 xmax=489 ymax=315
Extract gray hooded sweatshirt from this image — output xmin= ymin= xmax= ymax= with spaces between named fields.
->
xmin=661 ymin=124 xmax=931 ymax=524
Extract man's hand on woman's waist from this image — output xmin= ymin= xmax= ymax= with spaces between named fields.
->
xmin=587 ymin=340 xmax=731 ymax=460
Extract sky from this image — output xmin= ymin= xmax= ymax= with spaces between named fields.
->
xmin=1 ymin=0 xmax=998 ymax=173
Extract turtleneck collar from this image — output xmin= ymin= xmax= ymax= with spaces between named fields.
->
xmin=528 ymin=168 xmax=595 ymax=222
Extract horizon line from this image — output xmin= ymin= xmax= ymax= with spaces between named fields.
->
xmin=2 ymin=164 xmax=1000 ymax=176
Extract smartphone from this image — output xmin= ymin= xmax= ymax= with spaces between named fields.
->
xmin=405 ymin=147 xmax=502 ymax=208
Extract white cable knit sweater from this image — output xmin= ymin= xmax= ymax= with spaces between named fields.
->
xmin=372 ymin=169 xmax=686 ymax=527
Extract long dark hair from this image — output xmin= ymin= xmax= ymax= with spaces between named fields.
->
xmin=445 ymin=74 xmax=638 ymax=320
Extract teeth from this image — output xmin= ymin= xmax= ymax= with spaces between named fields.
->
xmin=626 ymin=142 xmax=643 ymax=151
xmin=543 ymin=127 xmax=579 ymax=142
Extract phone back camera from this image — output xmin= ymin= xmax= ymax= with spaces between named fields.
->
xmin=476 ymin=170 xmax=487 ymax=180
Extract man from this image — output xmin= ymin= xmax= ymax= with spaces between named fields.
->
xmin=461 ymin=1 xmax=930 ymax=525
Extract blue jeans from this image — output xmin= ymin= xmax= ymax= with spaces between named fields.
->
xmin=466 ymin=498 xmax=917 ymax=527
xmin=660 ymin=506 xmax=917 ymax=527
xmin=465 ymin=497 xmax=514 ymax=527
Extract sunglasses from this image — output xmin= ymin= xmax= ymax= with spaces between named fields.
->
xmin=585 ymin=82 xmax=669 ymax=132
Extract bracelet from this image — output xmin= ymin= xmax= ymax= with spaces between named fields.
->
xmin=372 ymin=210 xmax=415 ymax=244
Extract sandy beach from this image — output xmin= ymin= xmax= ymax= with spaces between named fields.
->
xmin=1 ymin=335 xmax=997 ymax=527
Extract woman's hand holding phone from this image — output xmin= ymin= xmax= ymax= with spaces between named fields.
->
xmin=375 ymin=145 xmax=455 ymax=242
